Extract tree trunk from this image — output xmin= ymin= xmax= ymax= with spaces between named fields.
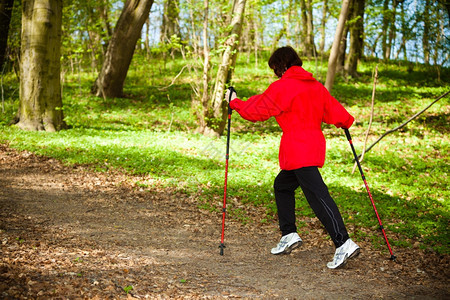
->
xmin=299 ymin=0 xmax=310 ymax=56
xmin=271 ymin=25 xmax=286 ymax=53
xmin=207 ymin=0 xmax=246 ymax=136
xmin=386 ymin=0 xmax=398 ymax=61
xmin=145 ymin=17 xmax=150 ymax=56
xmin=305 ymin=0 xmax=317 ymax=57
xmin=85 ymin=5 xmax=103 ymax=74
xmin=433 ymin=7 xmax=444 ymax=68
xmin=368 ymin=31 xmax=381 ymax=57
xmin=95 ymin=1 xmax=112 ymax=53
xmin=192 ymin=0 xmax=210 ymax=134
xmin=0 ymin=0 xmax=14 ymax=69
xmin=395 ymin=0 xmax=407 ymax=60
xmin=422 ymin=0 xmax=430 ymax=64
xmin=286 ymin=0 xmax=292 ymax=45
xmin=245 ymin=12 xmax=253 ymax=63
xmin=319 ymin=0 xmax=328 ymax=54
xmin=254 ymin=9 xmax=260 ymax=68
xmin=381 ymin=0 xmax=390 ymax=60
xmin=336 ymin=25 xmax=348 ymax=73
xmin=187 ymin=0 xmax=199 ymax=55
xmin=16 ymin=0 xmax=65 ymax=131
xmin=325 ymin=0 xmax=350 ymax=92
xmin=160 ymin=0 xmax=180 ymax=42
xmin=345 ymin=0 xmax=365 ymax=77
xmin=92 ymin=0 xmax=154 ymax=98
xmin=99 ymin=2 xmax=112 ymax=40
xmin=296 ymin=0 xmax=318 ymax=56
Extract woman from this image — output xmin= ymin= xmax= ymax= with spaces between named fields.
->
xmin=226 ymin=46 xmax=360 ymax=269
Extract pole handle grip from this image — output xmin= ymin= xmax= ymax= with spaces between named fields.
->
xmin=227 ymin=86 xmax=236 ymax=114
xmin=228 ymin=86 xmax=237 ymax=95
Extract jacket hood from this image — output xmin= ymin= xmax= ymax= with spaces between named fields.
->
xmin=282 ymin=66 xmax=315 ymax=81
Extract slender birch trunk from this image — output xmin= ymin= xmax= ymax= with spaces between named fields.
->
xmin=208 ymin=0 xmax=246 ymax=136
xmin=197 ymin=0 xmax=210 ymax=133
xmin=319 ymin=0 xmax=328 ymax=54
xmin=325 ymin=0 xmax=350 ymax=92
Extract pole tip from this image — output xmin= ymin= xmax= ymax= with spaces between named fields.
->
xmin=390 ymin=254 xmax=397 ymax=261
xmin=219 ymin=243 xmax=225 ymax=256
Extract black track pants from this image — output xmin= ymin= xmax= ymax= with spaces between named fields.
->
xmin=273 ymin=167 xmax=349 ymax=248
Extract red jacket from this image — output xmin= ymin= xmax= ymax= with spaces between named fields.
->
xmin=230 ymin=66 xmax=354 ymax=170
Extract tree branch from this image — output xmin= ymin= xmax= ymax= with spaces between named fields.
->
xmin=158 ymin=65 xmax=188 ymax=91
xmin=352 ymin=65 xmax=377 ymax=173
xmin=362 ymin=90 xmax=450 ymax=156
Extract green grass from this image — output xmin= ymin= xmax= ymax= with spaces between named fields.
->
xmin=1 ymin=52 xmax=449 ymax=254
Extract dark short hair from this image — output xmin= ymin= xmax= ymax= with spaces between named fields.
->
xmin=268 ymin=46 xmax=303 ymax=78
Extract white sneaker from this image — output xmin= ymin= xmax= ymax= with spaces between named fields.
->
xmin=327 ymin=238 xmax=360 ymax=269
xmin=271 ymin=232 xmax=303 ymax=255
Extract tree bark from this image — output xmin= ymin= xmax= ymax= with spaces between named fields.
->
xmin=271 ymin=25 xmax=286 ymax=53
xmin=386 ymin=0 xmax=398 ymax=61
xmin=305 ymin=0 xmax=317 ymax=57
xmin=144 ymin=17 xmax=150 ymax=56
xmin=325 ymin=0 xmax=350 ymax=92
xmin=16 ymin=0 xmax=66 ymax=132
xmin=286 ymin=0 xmax=292 ymax=45
xmin=92 ymin=0 xmax=154 ymax=98
xmin=206 ymin=0 xmax=246 ymax=136
xmin=254 ymin=9 xmax=260 ymax=68
xmin=99 ymin=2 xmax=112 ymax=39
xmin=0 ymin=0 xmax=14 ymax=69
xmin=91 ymin=1 xmax=113 ymax=54
xmin=300 ymin=0 xmax=316 ymax=57
xmin=193 ymin=0 xmax=210 ymax=134
xmin=319 ymin=0 xmax=328 ymax=54
xmin=395 ymin=0 xmax=407 ymax=60
xmin=187 ymin=0 xmax=199 ymax=55
xmin=85 ymin=4 xmax=103 ymax=73
xmin=345 ymin=0 xmax=365 ymax=77
xmin=160 ymin=0 xmax=180 ymax=42
xmin=381 ymin=0 xmax=390 ymax=60
xmin=336 ymin=25 xmax=348 ymax=73
xmin=422 ymin=0 xmax=431 ymax=64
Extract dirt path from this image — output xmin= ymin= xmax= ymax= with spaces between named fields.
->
xmin=0 ymin=144 xmax=448 ymax=299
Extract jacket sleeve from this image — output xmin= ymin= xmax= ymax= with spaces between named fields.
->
xmin=322 ymin=88 xmax=354 ymax=129
xmin=229 ymin=83 xmax=286 ymax=122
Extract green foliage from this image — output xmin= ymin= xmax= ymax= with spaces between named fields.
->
xmin=1 ymin=53 xmax=449 ymax=255
xmin=123 ymin=285 xmax=133 ymax=294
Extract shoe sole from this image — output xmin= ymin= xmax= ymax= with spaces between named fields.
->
xmin=349 ymin=247 xmax=360 ymax=260
xmin=273 ymin=240 xmax=303 ymax=255
xmin=330 ymin=247 xmax=361 ymax=269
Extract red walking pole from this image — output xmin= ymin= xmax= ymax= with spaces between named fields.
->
xmin=344 ymin=128 xmax=396 ymax=261
xmin=220 ymin=87 xmax=236 ymax=256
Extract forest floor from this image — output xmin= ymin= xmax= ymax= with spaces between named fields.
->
xmin=0 ymin=143 xmax=448 ymax=299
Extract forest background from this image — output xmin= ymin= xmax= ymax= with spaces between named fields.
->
xmin=0 ymin=0 xmax=449 ymax=260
